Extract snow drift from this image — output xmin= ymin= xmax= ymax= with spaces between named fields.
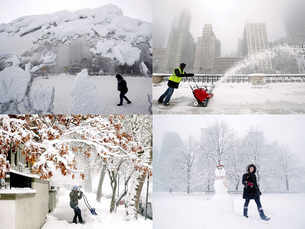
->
xmin=0 ymin=4 xmax=152 ymax=75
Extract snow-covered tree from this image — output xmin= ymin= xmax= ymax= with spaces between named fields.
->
xmin=0 ymin=114 xmax=152 ymax=219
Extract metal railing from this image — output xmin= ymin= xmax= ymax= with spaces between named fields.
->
xmin=153 ymin=73 xmax=305 ymax=83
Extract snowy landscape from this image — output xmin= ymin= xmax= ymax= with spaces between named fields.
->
xmin=0 ymin=66 xmax=152 ymax=114
xmin=153 ymin=192 xmax=305 ymax=229
xmin=42 ymin=182 xmax=152 ymax=229
xmin=153 ymin=81 xmax=305 ymax=114
xmin=0 ymin=4 xmax=152 ymax=114
xmin=0 ymin=115 xmax=152 ymax=228
xmin=153 ymin=115 xmax=305 ymax=228
xmin=0 ymin=4 xmax=152 ymax=75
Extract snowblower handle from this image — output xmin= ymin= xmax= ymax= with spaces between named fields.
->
xmin=185 ymin=73 xmax=194 ymax=77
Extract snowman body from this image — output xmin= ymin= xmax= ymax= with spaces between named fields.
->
xmin=211 ymin=166 xmax=233 ymax=213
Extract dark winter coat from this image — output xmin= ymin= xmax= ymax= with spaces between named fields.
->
xmin=242 ymin=166 xmax=261 ymax=199
xmin=167 ymin=68 xmax=194 ymax=89
xmin=70 ymin=190 xmax=83 ymax=209
xmin=117 ymin=78 xmax=128 ymax=93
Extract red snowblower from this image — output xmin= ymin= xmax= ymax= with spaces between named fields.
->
xmin=188 ymin=77 xmax=215 ymax=107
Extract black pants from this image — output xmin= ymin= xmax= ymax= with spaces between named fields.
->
xmin=72 ymin=206 xmax=83 ymax=223
xmin=119 ymin=91 xmax=131 ymax=104
xmin=244 ymin=196 xmax=262 ymax=209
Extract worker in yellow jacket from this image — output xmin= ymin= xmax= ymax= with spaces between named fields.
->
xmin=158 ymin=63 xmax=194 ymax=106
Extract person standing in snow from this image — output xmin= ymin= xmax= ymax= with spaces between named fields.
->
xmin=242 ymin=164 xmax=270 ymax=221
xmin=158 ymin=63 xmax=194 ymax=106
xmin=116 ymin=74 xmax=132 ymax=106
xmin=70 ymin=186 xmax=85 ymax=224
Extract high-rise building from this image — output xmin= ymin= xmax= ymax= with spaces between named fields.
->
xmin=165 ymin=9 xmax=195 ymax=73
xmin=193 ymin=24 xmax=221 ymax=73
xmin=284 ymin=1 xmax=305 ymax=46
xmin=241 ymin=23 xmax=272 ymax=71
xmin=243 ymin=23 xmax=269 ymax=56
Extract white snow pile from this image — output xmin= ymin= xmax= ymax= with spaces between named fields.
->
xmin=92 ymin=40 xmax=141 ymax=66
xmin=0 ymin=54 xmax=20 ymax=70
xmin=0 ymin=66 xmax=31 ymax=103
xmin=29 ymin=81 xmax=55 ymax=112
xmin=71 ymin=69 xmax=100 ymax=114
xmin=0 ymin=4 xmax=152 ymax=74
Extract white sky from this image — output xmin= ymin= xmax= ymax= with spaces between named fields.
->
xmin=0 ymin=0 xmax=152 ymax=23
xmin=153 ymin=0 xmax=296 ymax=55
xmin=154 ymin=115 xmax=305 ymax=163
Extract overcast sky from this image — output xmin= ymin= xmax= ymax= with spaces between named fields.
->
xmin=153 ymin=0 xmax=304 ymax=55
xmin=0 ymin=0 xmax=152 ymax=23
xmin=154 ymin=115 xmax=305 ymax=163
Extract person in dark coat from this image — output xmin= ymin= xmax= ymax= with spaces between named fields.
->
xmin=116 ymin=74 xmax=131 ymax=106
xmin=70 ymin=186 xmax=84 ymax=224
xmin=158 ymin=63 xmax=194 ymax=106
xmin=242 ymin=164 xmax=270 ymax=221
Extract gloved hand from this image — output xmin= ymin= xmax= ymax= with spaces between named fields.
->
xmin=247 ymin=182 xmax=254 ymax=188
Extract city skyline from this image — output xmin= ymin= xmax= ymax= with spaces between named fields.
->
xmin=153 ymin=0 xmax=305 ymax=55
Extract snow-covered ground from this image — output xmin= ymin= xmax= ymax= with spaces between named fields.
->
xmin=153 ymin=82 xmax=305 ymax=114
xmin=42 ymin=188 xmax=151 ymax=229
xmin=33 ymin=75 xmax=152 ymax=114
xmin=153 ymin=192 xmax=305 ymax=229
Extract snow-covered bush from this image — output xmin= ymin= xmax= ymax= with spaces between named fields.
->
xmin=0 ymin=65 xmax=55 ymax=113
xmin=0 ymin=4 xmax=152 ymax=75
xmin=71 ymin=69 xmax=100 ymax=114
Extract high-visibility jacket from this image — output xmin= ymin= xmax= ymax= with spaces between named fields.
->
xmin=169 ymin=67 xmax=184 ymax=83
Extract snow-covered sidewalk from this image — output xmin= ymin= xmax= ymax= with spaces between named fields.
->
xmin=42 ymin=189 xmax=152 ymax=229
xmin=153 ymin=82 xmax=305 ymax=114
xmin=153 ymin=192 xmax=305 ymax=229
xmin=33 ymin=75 xmax=152 ymax=114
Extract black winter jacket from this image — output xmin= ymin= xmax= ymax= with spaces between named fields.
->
xmin=242 ymin=173 xmax=261 ymax=199
xmin=118 ymin=79 xmax=128 ymax=93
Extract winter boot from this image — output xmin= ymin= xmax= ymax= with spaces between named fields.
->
xmin=127 ymin=101 xmax=132 ymax=104
xmin=243 ymin=207 xmax=248 ymax=218
xmin=258 ymin=208 xmax=270 ymax=221
xmin=117 ymin=103 xmax=123 ymax=106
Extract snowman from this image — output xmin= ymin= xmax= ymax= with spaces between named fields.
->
xmin=210 ymin=164 xmax=233 ymax=213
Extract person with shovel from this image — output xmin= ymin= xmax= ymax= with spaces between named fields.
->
xmin=70 ymin=186 xmax=85 ymax=224
xmin=158 ymin=63 xmax=194 ymax=106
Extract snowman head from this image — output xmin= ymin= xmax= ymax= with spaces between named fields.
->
xmin=215 ymin=164 xmax=226 ymax=178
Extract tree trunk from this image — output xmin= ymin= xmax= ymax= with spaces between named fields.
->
xmin=110 ymin=171 xmax=118 ymax=213
xmin=285 ymin=174 xmax=289 ymax=192
xmin=145 ymin=174 xmax=150 ymax=220
xmin=96 ymin=164 xmax=106 ymax=202
xmin=84 ymin=167 xmax=92 ymax=192
xmin=235 ymin=179 xmax=240 ymax=191
xmin=134 ymin=172 xmax=146 ymax=218
xmin=187 ymin=166 xmax=191 ymax=194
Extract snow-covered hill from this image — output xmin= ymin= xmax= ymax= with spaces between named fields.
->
xmin=0 ymin=4 xmax=152 ymax=75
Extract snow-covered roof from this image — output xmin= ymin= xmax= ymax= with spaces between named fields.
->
xmin=0 ymin=187 xmax=36 ymax=194
xmin=10 ymin=169 xmax=40 ymax=179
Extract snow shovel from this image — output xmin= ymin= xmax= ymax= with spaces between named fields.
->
xmin=83 ymin=193 xmax=98 ymax=215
